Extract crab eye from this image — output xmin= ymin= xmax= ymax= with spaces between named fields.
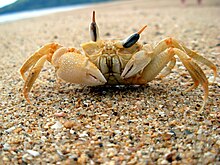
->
xmin=90 ymin=11 xmax=100 ymax=42
xmin=123 ymin=33 xmax=140 ymax=48
xmin=90 ymin=22 xmax=98 ymax=42
xmin=122 ymin=25 xmax=147 ymax=48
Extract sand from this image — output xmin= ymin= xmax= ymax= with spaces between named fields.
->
xmin=0 ymin=0 xmax=219 ymax=164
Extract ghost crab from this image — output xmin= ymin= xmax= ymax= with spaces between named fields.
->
xmin=20 ymin=11 xmax=217 ymax=110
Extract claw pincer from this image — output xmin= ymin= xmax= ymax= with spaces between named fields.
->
xmin=56 ymin=52 xmax=106 ymax=86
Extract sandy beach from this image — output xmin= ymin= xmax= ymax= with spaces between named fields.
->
xmin=0 ymin=0 xmax=219 ymax=164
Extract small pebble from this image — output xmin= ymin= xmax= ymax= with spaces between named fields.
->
xmin=5 ymin=126 xmax=16 ymax=133
xmin=79 ymin=132 xmax=88 ymax=138
xmin=54 ymin=112 xmax=66 ymax=117
xmin=51 ymin=121 xmax=63 ymax=129
xmin=13 ymin=127 xmax=22 ymax=133
xmin=3 ymin=143 xmax=10 ymax=151
xmin=22 ymin=153 xmax=33 ymax=162
xmin=26 ymin=150 xmax=40 ymax=157
xmin=63 ymin=120 xmax=75 ymax=129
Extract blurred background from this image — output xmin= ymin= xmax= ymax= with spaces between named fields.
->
xmin=0 ymin=0 xmax=113 ymax=23
xmin=1 ymin=0 xmax=219 ymax=23
xmin=0 ymin=0 xmax=113 ymax=14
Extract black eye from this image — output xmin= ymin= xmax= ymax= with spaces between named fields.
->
xmin=123 ymin=33 xmax=140 ymax=48
xmin=90 ymin=22 xmax=98 ymax=42
xmin=90 ymin=11 xmax=100 ymax=42
xmin=122 ymin=25 xmax=147 ymax=48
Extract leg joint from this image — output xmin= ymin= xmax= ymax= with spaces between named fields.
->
xmin=165 ymin=37 xmax=173 ymax=46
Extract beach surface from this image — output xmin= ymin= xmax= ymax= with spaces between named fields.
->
xmin=0 ymin=0 xmax=219 ymax=164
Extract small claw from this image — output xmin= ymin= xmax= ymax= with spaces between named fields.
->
xmin=121 ymin=50 xmax=151 ymax=79
xmin=121 ymin=61 xmax=137 ymax=78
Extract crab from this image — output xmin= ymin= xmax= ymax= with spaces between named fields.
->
xmin=20 ymin=11 xmax=217 ymax=110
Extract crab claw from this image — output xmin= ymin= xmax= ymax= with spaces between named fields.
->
xmin=121 ymin=49 xmax=151 ymax=79
xmin=56 ymin=52 xmax=107 ymax=86
xmin=84 ymin=59 xmax=107 ymax=85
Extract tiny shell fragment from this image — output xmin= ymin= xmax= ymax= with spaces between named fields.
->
xmin=26 ymin=150 xmax=40 ymax=157
xmin=51 ymin=121 xmax=63 ymax=129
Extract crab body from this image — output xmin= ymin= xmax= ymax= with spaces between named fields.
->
xmin=82 ymin=40 xmax=144 ymax=85
xmin=20 ymin=11 xmax=217 ymax=111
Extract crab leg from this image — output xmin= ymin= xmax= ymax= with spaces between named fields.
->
xmin=141 ymin=47 xmax=208 ymax=110
xmin=182 ymin=45 xmax=217 ymax=82
xmin=153 ymin=37 xmax=217 ymax=81
xmin=158 ymin=57 xmax=176 ymax=79
xmin=23 ymin=56 xmax=47 ymax=103
xmin=20 ymin=43 xmax=62 ymax=80
xmin=171 ymin=48 xmax=208 ymax=110
xmin=141 ymin=48 xmax=174 ymax=83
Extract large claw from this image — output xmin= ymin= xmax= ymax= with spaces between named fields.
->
xmin=56 ymin=52 xmax=107 ymax=86
xmin=121 ymin=50 xmax=151 ymax=79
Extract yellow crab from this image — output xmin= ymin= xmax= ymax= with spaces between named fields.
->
xmin=20 ymin=11 xmax=217 ymax=110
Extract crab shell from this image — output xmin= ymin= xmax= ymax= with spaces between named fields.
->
xmin=81 ymin=40 xmax=145 ymax=85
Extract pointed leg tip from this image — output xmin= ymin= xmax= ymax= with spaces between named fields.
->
xmin=27 ymin=99 xmax=32 ymax=105
xmin=20 ymin=69 xmax=26 ymax=81
xmin=25 ymin=96 xmax=32 ymax=105
xmin=23 ymin=89 xmax=32 ymax=104
xmin=24 ymin=95 xmax=32 ymax=105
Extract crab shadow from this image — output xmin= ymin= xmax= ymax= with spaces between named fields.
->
xmin=89 ymin=85 xmax=146 ymax=94
xmin=73 ymin=84 xmax=169 ymax=100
